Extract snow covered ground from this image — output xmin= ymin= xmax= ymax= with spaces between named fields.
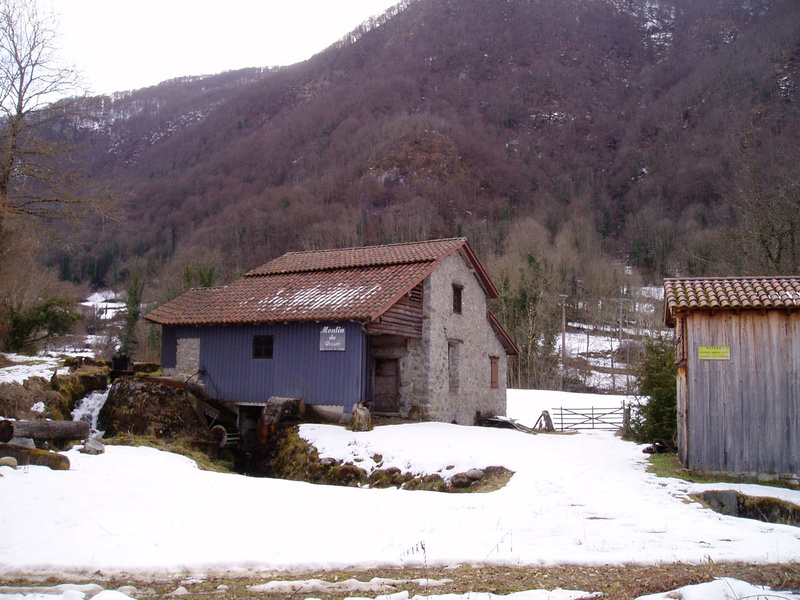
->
xmin=558 ymin=326 xmax=638 ymax=392
xmin=507 ymin=389 xmax=631 ymax=429
xmin=553 ymin=285 xmax=664 ymax=393
xmin=2 ymin=341 xmax=800 ymax=599
xmin=82 ymin=291 xmax=126 ymax=321
xmin=2 ymin=392 xmax=800 ymax=586
xmin=0 ymin=353 xmax=69 ymax=384
xmin=0 ymin=346 xmax=105 ymax=385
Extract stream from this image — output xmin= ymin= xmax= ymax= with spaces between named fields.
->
xmin=71 ymin=388 xmax=110 ymax=436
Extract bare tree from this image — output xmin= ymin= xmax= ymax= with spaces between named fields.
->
xmin=0 ymin=0 xmax=108 ymax=240
xmin=731 ymin=149 xmax=800 ymax=275
xmin=725 ymin=118 xmax=800 ymax=275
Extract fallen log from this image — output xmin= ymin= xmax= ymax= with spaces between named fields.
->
xmin=0 ymin=419 xmax=90 ymax=443
xmin=0 ymin=443 xmax=70 ymax=470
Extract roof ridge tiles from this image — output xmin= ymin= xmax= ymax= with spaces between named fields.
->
xmin=244 ymin=237 xmax=468 ymax=277
xmin=281 ymin=237 xmax=466 ymax=257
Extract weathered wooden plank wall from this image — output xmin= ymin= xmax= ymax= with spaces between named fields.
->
xmin=675 ymin=317 xmax=689 ymax=465
xmin=683 ymin=310 xmax=800 ymax=474
xmin=366 ymin=284 xmax=424 ymax=338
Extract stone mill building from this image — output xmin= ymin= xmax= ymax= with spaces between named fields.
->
xmin=145 ymin=238 xmax=518 ymax=426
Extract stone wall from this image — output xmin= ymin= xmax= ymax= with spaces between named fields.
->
xmin=421 ymin=251 xmax=507 ymax=424
xmin=399 ymin=338 xmax=427 ymax=418
xmin=369 ymin=336 xmax=428 ymax=418
xmin=166 ymin=336 xmax=200 ymax=377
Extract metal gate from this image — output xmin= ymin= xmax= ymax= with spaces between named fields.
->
xmin=555 ymin=405 xmax=626 ymax=431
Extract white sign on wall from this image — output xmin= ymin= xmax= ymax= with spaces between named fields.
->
xmin=320 ymin=325 xmax=346 ymax=351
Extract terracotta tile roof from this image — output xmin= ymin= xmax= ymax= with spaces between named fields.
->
xmin=664 ymin=276 xmax=800 ymax=325
xmin=143 ymin=286 xmax=229 ymax=326
xmin=246 ymin=237 xmax=467 ymax=275
xmin=488 ymin=311 xmax=520 ymax=355
xmin=145 ymin=239 xmax=478 ymax=326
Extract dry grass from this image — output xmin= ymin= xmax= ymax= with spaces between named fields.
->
xmin=647 ymin=452 xmax=800 ymax=490
xmin=103 ymin=433 xmax=234 ymax=473
xmin=3 ymin=563 xmax=799 ymax=600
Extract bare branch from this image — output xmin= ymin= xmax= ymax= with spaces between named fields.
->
xmin=0 ymin=0 xmax=111 ymax=241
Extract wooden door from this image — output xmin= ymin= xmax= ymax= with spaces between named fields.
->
xmin=373 ymin=358 xmax=399 ymax=413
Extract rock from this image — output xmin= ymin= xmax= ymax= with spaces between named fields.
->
xmin=80 ymin=437 xmax=105 ymax=455
xmin=404 ymin=473 xmax=447 ymax=492
xmin=9 ymin=437 xmax=35 ymax=448
xmin=698 ymin=489 xmax=739 ymax=516
xmin=166 ymin=586 xmax=190 ymax=596
xmin=450 ymin=473 xmax=472 ymax=488
xmin=368 ymin=466 xmax=409 ymax=488
xmin=98 ymin=376 xmax=207 ymax=439
xmin=64 ymin=356 xmax=109 ymax=370
xmin=335 ymin=463 xmax=367 ymax=484
xmin=698 ymin=489 xmax=800 ymax=526
xmin=251 ymin=397 xmax=303 ymax=463
xmin=116 ymin=586 xmax=139 ymax=597
xmin=465 ymin=468 xmax=485 ymax=481
xmin=352 ymin=402 xmax=372 ymax=431
xmin=0 ymin=456 xmax=18 ymax=469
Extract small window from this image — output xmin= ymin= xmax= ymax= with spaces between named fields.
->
xmin=253 ymin=335 xmax=274 ymax=359
xmin=452 ymin=284 xmax=463 ymax=314
xmin=490 ymin=356 xmax=499 ymax=389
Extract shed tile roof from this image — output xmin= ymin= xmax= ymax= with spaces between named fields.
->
xmin=145 ymin=238 xmax=488 ymax=326
xmin=664 ymin=276 xmax=800 ymax=325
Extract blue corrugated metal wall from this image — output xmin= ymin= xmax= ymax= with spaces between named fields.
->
xmin=174 ymin=322 xmax=367 ymax=412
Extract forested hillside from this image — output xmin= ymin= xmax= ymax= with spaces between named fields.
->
xmin=7 ymin=0 xmax=799 ymax=386
xmin=48 ymin=0 xmax=798 ymax=282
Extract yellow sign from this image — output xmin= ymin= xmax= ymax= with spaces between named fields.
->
xmin=698 ymin=346 xmax=731 ymax=360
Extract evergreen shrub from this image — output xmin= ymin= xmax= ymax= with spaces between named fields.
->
xmin=624 ymin=333 xmax=677 ymax=448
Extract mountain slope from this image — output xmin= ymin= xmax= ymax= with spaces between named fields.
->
xmin=51 ymin=0 xmax=800 ymax=286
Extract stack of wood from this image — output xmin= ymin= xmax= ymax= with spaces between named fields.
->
xmin=0 ymin=420 xmax=90 ymax=470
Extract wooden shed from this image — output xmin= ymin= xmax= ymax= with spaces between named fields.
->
xmin=664 ymin=277 xmax=800 ymax=478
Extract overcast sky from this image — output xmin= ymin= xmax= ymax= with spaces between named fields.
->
xmin=50 ymin=1 xmax=401 ymax=95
